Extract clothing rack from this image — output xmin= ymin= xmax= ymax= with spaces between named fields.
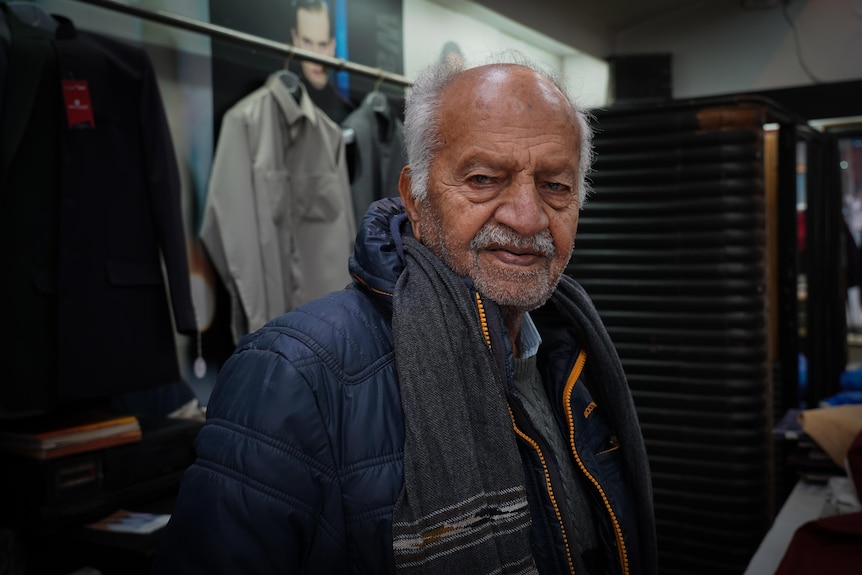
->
xmin=69 ymin=0 xmax=413 ymax=88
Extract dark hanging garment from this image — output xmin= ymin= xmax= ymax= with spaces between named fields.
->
xmin=302 ymin=76 xmax=355 ymax=124
xmin=342 ymin=90 xmax=406 ymax=227
xmin=844 ymin=220 xmax=861 ymax=288
xmin=0 ymin=3 xmax=62 ymax=410
xmin=0 ymin=9 xmax=197 ymax=411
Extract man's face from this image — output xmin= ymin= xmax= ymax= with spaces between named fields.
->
xmin=401 ymin=65 xmax=581 ymax=312
xmin=291 ymin=7 xmax=335 ymax=90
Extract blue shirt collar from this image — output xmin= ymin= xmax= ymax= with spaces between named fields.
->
xmin=518 ymin=312 xmax=542 ymax=359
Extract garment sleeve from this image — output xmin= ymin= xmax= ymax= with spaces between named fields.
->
xmin=139 ymin=51 xmax=197 ymax=335
xmin=199 ymin=109 xmax=265 ymax=343
xmin=149 ymin=342 xmax=348 ymax=574
xmin=336 ymin=131 xmax=357 ymax=244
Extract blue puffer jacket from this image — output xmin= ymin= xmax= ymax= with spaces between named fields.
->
xmin=151 ymin=198 xmax=656 ymax=575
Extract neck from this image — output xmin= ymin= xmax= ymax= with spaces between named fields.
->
xmin=501 ymin=306 xmax=526 ymax=358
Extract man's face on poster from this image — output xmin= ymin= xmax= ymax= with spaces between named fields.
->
xmin=291 ymin=7 xmax=336 ymax=90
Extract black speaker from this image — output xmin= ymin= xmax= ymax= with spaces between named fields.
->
xmin=607 ymin=53 xmax=672 ymax=105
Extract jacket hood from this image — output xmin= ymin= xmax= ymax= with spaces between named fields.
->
xmin=348 ymin=197 xmax=410 ymax=304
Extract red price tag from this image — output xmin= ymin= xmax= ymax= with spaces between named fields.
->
xmin=62 ymin=80 xmax=95 ymax=128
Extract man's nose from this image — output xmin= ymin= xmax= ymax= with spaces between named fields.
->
xmin=494 ymin=177 xmax=549 ymax=237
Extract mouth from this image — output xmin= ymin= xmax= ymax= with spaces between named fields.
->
xmin=484 ymin=246 xmax=544 ymax=266
xmin=470 ymin=224 xmax=556 ymax=270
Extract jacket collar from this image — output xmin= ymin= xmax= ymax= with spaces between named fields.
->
xmin=266 ymin=71 xmax=319 ymax=138
xmin=0 ymin=3 xmax=58 ymax=182
xmin=52 ymin=14 xmax=76 ymax=39
xmin=348 ymin=198 xmax=409 ymax=306
xmin=358 ymin=91 xmax=399 ymax=142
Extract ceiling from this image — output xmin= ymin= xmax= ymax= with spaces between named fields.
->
xmin=463 ymin=0 xmax=742 ymax=59
xmin=483 ymin=0 xmax=699 ymax=34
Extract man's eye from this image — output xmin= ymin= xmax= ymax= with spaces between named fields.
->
xmin=544 ymin=182 xmax=569 ymax=193
xmin=469 ymin=175 xmax=494 ymax=185
xmin=541 ymin=182 xmax=576 ymax=208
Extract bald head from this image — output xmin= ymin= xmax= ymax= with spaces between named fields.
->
xmin=436 ymin=64 xmax=580 ymax=157
xmin=444 ymin=63 xmax=574 ymax=113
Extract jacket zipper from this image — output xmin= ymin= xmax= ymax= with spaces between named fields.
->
xmin=564 ymin=350 xmax=629 ymax=575
xmin=477 ymin=292 xmax=591 ymax=575
xmin=508 ymin=404 xmax=577 ymax=575
xmin=474 ymin=292 xmax=492 ymax=349
xmin=477 ymin=292 xmax=577 ymax=574
xmin=351 ymin=272 xmax=393 ymax=297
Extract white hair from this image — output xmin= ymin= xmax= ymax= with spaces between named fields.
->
xmin=402 ymin=49 xmax=595 ymax=207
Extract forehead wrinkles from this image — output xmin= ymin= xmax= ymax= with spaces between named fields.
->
xmin=438 ymin=68 xmax=578 ymax=147
xmin=458 ymin=136 xmax=573 ymax=175
xmin=447 ymin=66 xmax=571 ymax=113
xmin=441 ymin=108 xmax=579 ymax=173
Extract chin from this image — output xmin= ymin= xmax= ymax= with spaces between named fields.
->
xmin=474 ymin=277 xmax=555 ymax=311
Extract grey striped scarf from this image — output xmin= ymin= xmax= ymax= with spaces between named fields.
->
xmin=392 ymin=235 xmax=538 ymax=575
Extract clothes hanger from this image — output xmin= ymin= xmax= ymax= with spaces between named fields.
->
xmin=8 ymin=1 xmax=57 ymax=32
xmin=277 ymin=49 xmax=302 ymax=103
xmin=368 ymin=70 xmax=388 ymax=115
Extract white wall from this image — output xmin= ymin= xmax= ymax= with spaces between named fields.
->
xmin=614 ymin=0 xmax=862 ymax=99
xmin=403 ymin=0 xmax=560 ymax=75
xmin=403 ymin=0 xmax=609 ymax=108
xmin=563 ymin=52 xmax=610 ymax=110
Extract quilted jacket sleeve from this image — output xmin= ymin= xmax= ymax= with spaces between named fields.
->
xmin=150 ymin=327 xmax=348 ymax=574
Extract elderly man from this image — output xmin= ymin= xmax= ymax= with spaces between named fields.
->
xmin=151 ymin=55 xmax=656 ymax=575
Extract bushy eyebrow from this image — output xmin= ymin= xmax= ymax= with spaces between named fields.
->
xmin=456 ymin=150 xmax=577 ymax=181
xmin=536 ymin=166 xmax=576 ymax=182
xmin=457 ymin=156 xmax=507 ymax=174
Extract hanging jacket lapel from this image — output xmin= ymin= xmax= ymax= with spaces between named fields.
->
xmin=0 ymin=4 xmax=56 ymax=183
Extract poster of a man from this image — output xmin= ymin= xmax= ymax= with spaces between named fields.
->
xmin=290 ymin=0 xmax=354 ymax=123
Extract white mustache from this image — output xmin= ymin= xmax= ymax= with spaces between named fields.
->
xmin=470 ymin=224 xmax=556 ymax=257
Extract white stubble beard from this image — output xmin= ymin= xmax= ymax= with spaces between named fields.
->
xmin=419 ymin=211 xmax=571 ymax=313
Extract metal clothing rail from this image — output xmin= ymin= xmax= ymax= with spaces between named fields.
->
xmin=70 ymin=0 xmax=413 ymax=87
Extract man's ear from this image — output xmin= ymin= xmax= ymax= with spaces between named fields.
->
xmin=398 ymin=166 xmax=422 ymax=241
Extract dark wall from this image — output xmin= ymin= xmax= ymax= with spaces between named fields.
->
xmin=742 ymin=80 xmax=862 ymax=121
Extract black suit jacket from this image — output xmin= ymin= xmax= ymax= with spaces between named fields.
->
xmin=0 ymin=4 xmax=61 ymax=410
xmin=0 ymin=8 xmax=196 ymax=410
